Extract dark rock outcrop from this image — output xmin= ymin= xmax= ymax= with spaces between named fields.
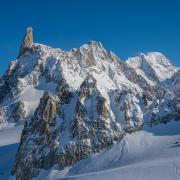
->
xmin=12 ymin=92 xmax=59 ymax=180
xmin=10 ymin=101 xmax=26 ymax=122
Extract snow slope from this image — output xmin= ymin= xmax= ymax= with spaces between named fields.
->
xmin=0 ymin=125 xmax=23 ymax=180
xmin=1 ymin=119 xmax=179 ymax=180
xmin=36 ymin=120 xmax=180 ymax=180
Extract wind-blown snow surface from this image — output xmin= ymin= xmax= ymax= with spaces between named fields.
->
xmin=0 ymin=124 xmax=23 ymax=180
xmin=1 ymin=121 xmax=180 ymax=180
xmin=35 ymin=120 xmax=180 ymax=180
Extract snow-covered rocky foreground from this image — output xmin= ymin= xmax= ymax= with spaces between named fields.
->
xmin=0 ymin=121 xmax=180 ymax=180
xmin=36 ymin=121 xmax=180 ymax=180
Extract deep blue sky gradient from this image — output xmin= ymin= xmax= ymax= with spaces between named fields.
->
xmin=0 ymin=0 xmax=180 ymax=76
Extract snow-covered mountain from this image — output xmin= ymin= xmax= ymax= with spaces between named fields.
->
xmin=127 ymin=52 xmax=178 ymax=85
xmin=0 ymin=27 xmax=179 ymax=180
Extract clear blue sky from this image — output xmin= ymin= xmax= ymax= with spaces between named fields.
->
xmin=0 ymin=0 xmax=180 ymax=76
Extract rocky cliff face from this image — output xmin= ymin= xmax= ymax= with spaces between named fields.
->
xmin=18 ymin=27 xmax=33 ymax=58
xmin=0 ymin=29 xmax=179 ymax=179
xmin=172 ymin=69 xmax=180 ymax=97
xmin=12 ymin=92 xmax=59 ymax=179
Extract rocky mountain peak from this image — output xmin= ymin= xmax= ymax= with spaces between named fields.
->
xmin=18 ymin=27 xmax=33 ymax=58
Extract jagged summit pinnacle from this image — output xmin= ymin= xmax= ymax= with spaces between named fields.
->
xmin=18 ymin=27 xmax=33 ymax=58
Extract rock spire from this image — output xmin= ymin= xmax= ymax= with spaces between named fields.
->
xmin=18 ymin=27 xmax=33 ymax=57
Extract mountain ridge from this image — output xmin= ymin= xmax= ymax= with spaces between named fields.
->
xmin=0 ymin=28 xmax=179 ymax=179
